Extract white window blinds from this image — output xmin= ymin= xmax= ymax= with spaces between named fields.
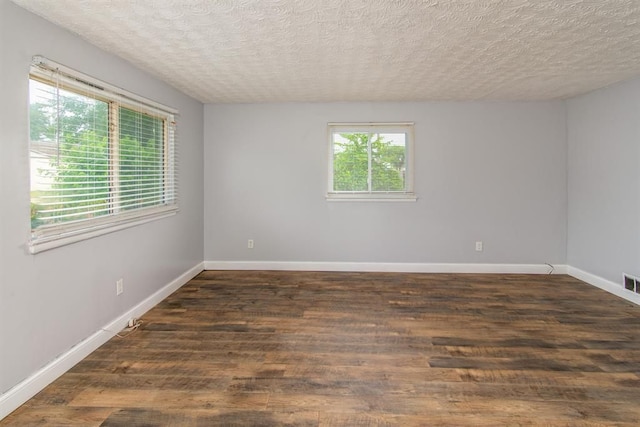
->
xmin=29 ymin=57 xmax=178 ymax=253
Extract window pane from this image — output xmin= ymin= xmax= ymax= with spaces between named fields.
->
xmin=332 ymin=132 xmax=369 ymax=191
xmin=371 ymin=133 xmax=406 ymax=191
xmin=327 ymin=123 xmax=413 ymax=200
xmin=30 ymin=79 xmax=109 ymax=228
xmin=119 ymin=107 xmax=165 ymax=211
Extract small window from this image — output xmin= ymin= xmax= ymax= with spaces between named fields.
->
xmin=327 ymin=123 xmax=416 ymax=201
xmin=28 ymin=57 xmax=178 ymax=253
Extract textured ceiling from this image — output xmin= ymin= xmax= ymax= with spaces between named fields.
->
xmin=11 ymin=0 xmax=640 ymax=103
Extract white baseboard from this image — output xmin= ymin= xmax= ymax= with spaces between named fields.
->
xmin=204 ymin=261 xmax=568 ymax=275
xmin=0 ymin=262 xmax=204 ymax=421
xmin=568 ymin=266 xmax=640 ymax=306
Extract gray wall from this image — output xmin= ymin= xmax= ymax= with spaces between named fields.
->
xmin=204 ymin=102 xmax=567 ymax=265
xmin=567 ymin=77 xmax=640 ymax=283
xmin=0 ymin=1 xmax=204 ymax=394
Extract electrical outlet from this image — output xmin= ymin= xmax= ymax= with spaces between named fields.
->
xmin=475 ymin=241 xmax=483 ymax=252
xmin=116 ymin=278 xmax=124 ymax=295
xmin=248 ymin=239 xmax=254 ymax=249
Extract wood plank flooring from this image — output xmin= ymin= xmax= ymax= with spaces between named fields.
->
xmin=3 ymin=271 xmax=640 ymax=426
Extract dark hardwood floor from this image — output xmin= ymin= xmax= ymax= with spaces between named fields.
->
xmin=3 ymin=271 xmax=640 ymax=426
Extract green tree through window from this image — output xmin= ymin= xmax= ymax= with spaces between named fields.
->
xmin=118 ymin=107 xmax=165 ymax=211
xmin=332 ymin=131 xmax=407 ymax=192
xmin=30 ymin=81 xmax=109 ymax=227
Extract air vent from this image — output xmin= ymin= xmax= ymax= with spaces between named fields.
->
xmin=623 ymin=273 xmax=640 ymax=294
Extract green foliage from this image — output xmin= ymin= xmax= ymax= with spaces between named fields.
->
xmin=51 ymin=129 xmax=110 ymax=221
xmin=29 ymin=92 xmax=109 ymax=142
xmin=30 ymin=201 xmax=44 ymax=229
xmin=117 ymin=106 xmax=164 ymax=211
xmin=119 ymin=135 xmax=163 ymax=211
xmin=333 ymin=133 xmax=369 ymax=191
xmin=333 ymin=132 xmax=405 ymax=192
xmin=29 ymin=103 xmax=54 ymax=142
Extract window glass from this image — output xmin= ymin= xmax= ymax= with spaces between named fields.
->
xmin=30 ymin=80 xmax=110 ymax=226
xmin=328 ymin=123 xmax=415 ymax=201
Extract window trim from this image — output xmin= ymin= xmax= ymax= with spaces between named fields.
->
xmin=326 ymin=122 xmax=416 ymax=202
xmin=29 ymin=207 xmax=176 ymax=254
xmin=28 ymin=56 xmax=178 ymax=254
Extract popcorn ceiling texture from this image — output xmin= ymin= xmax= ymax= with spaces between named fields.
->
xmin=11 ymin=0 xmax=640 ymax=103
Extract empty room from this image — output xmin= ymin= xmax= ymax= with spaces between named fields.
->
xmin=1 ymin=0 xmax=640 ymax=425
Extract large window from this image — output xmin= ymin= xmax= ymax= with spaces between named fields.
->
xmin=29 ymin=57 xmax=177 ymax=253
xmin=327 ymin=123 xmax=415 ymax=201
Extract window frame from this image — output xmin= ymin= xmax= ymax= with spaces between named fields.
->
xmin=327 ymin=122 xmax=416 ymax=202
xmin=28 ymin=56 xmax=178 ymax=254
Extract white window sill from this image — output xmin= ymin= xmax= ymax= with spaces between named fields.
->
xmin=29 ymin=206 xmax=177 ymax=254
xmin=326 ymin=193 xmax=417 ymax=202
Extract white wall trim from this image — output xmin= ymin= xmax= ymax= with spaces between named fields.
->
xmin=205 ymin=261 xmax=568 ymax=274
xmin=568 ymin=266 xmax=640 ymax=306
xmin=0 ymin=262 xmax=204 ymax=421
